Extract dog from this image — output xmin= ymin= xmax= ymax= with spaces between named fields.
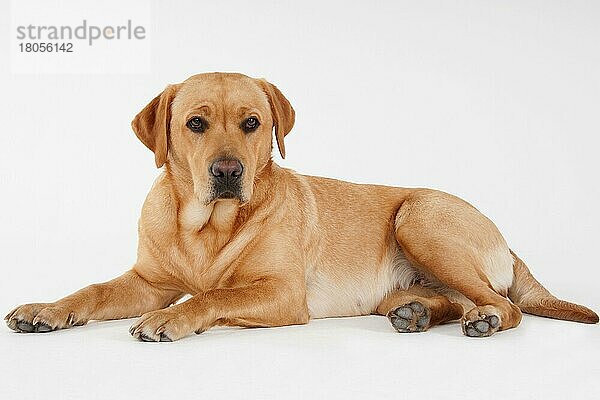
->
xmin=6 ymin=72 xmax=598 ymax=341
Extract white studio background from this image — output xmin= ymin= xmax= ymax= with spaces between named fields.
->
xmin=0 ymin=1 xmax=599 ymax=400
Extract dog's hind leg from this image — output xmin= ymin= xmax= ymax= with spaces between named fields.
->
xmin=377 ymin=284 xmax=463 ymax=333
xmin=393 ymin=189 xmax=523 ymax=337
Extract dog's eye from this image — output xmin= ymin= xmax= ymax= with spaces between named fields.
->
xmin=241 ymin=117 xmax=260 ymax=133
xmin=186 ymin=117 xmax=206 ymax=133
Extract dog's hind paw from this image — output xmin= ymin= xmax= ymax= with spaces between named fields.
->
xmin=388 ymin=301 xmax=431 ymax=333
xmin=461 ymin=308 xmax=500 ymax=337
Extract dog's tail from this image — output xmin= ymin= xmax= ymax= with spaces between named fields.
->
xmin=507 ymin=250 xmax=598 ymax=323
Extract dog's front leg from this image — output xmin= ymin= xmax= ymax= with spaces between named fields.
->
xmin=5 ymin=270 xmax=182 ymax=333
xmin=130 ymin=278 xmax=309 ymax=342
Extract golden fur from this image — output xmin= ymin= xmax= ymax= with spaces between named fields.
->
xmin=6 ymin=73 xmax=598 ymax=341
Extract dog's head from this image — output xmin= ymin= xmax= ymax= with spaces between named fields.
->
xmin=131 ymin=73 xmax=294 ymax=204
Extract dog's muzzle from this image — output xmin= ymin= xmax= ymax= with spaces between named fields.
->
xmin=210 ymin=158 xmax=244 ymax=200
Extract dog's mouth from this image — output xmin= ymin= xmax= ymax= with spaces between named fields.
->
xmin=209 ymin=181 xmax=245 ymax=203
xmin=216 ymin=190 xmax=238 ymax=200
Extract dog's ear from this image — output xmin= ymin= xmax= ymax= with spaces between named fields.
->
xmin=131 ymin=84 xmax=180 ymax=168
xmin=257 ymin=79 xmax=295 ymax=159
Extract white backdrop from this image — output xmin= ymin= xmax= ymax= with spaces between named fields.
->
xmin=1 ymin=1 xmax=599 ymax=400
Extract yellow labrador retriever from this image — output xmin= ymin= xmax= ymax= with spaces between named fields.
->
xmin=6 ymin=72 xmax=598 ymax=341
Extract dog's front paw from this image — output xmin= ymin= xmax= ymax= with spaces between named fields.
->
xmin=130 ymin=308 xmax=194 ymax=342
xmin=5 ymin=303 xmax=83 ymax=333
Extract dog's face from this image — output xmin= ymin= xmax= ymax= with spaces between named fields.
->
xmin=131 ymin=73 xmax=295 ymax=204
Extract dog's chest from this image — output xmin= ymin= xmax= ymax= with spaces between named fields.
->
xmin=305 ymin=250 xmax=417 ymax=318
xmin=169 ymin=200 xmax=241 ymax=290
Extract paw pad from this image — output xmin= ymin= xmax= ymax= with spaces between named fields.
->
xmin=388 ymin=301 xmax=430 ymax=333
xmin=462 ymin=314 xmax=500 ymax=337
xmin=12 ymin=319 xmax=56 ymax=333
xmin=136 ymin=332 xmax=172 ymax=342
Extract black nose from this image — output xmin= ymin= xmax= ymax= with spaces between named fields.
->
xmin=210 ymin=158 xmax=243 ymax=180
